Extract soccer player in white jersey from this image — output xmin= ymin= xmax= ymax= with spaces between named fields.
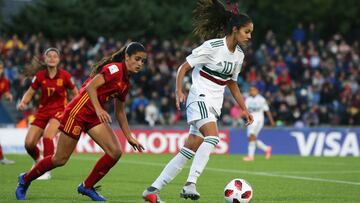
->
xmin=243 ymin=86 xmax=276 ymax=161
xmin=143 ymin=0 xmax=253 ymax=202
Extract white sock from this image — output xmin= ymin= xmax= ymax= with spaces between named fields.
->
xmin=256 ymin=140 xmax=268 ymax=151
xmin=248 ymin=141 xmax=256 ymax=157
xmin=187 ymin=136 xmax=219 ymax=184
xmin=151 ymin=147 xmax=195 ymax=190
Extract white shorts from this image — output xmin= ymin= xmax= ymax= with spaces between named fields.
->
xmin=247 ymin=120 xmax=264 ymax=137
xmin=186 ymin=101 xmax=217 ymax=134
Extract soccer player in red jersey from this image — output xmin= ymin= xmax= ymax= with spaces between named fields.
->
xmin=17 ymin=48 xmax=78 ymax=179
xmin=16 ymin=42 xmax=146 ymax=201
xmin=0 ymin=60 xmax=15 ymax=165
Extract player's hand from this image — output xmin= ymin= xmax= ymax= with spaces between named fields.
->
xmin=17 ymin=101 xmax=27 ymax=111
xmin=127 ymin=136 xmax=145 ymax=152
xmin=242 ymin=110 xmax=253 ymax=126
xmin=95 ymin=108 xmax=112 ymax=123
xmin=175 ymin=90 xmax=186 ymax=110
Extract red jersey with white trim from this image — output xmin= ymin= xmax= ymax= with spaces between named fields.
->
xmin=31 ymin=68 xmax=75 ymax=114
xmin=0 ymin=76 xmax=10 ymax=99
xmin=64 ymin=62 xmax=130 ymax=120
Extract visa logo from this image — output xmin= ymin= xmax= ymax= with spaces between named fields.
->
xmin=291 ymin=132 xmax=360 ymax=157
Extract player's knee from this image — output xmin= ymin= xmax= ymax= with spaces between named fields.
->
xmin=248 ymin=135 xmax=256 ymax=141
xmin=52 ymin=155 xmax=69 ymax=166
xmin=24 ymin=140 xmax=36 ymax=151
xmin=108 ymin=148 xmax=122 ymax=160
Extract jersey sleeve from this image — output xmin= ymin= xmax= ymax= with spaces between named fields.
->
xmin=186 ymin=42 xmax=214 ymax=67
xmin=30 ymin=73 xmax=41 ymax=90
xmin=262 ymin=97 xmax=270 ymax=111
xmin=100 ymin=63 xmax=123 ymax=82
xmin=64 ymin=71 xmax=76 ymax=90
xmin=231 ymin=54 xmax=245 ymax=81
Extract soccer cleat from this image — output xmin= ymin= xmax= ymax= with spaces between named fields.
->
xmin=142 ymin=188 xmax=165 ymax=203
xmin=0 ymin=158 xmax=15 ymax=165
xmin=265 ymin=146 xmax=272 ymax=160
xmin=180 ymin=183 xmax=200 ymax=200
xmin=15 ymin=173 xmax=31 ymax=200
xmin=37 ymin=171 xmax=51 ymax=180
xmin=77 ymin=183 xmax=106 ymax=201
xmin=243 ymin=156 xmax=254 ymax=161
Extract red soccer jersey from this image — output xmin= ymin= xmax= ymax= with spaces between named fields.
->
xmin=31 ymin=68 xmax=75 ymax=114
xmin=65 ymin=62 xmax=130 ymax=121
xmin=0 ymin=76 xmax=10 ymax=99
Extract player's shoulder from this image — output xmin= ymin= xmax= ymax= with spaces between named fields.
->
xmin=205 ymin=38 xmax=226 ymax=49
xmin=58 ymin=68 xmax=72 ymax=77
xmin=103 ymin=62 xmax=124 ymax=74
xmin=35 ymin=69 xmax=47 ymax=78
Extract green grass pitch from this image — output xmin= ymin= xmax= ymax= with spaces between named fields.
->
xmin=1 ymin=154 xmax=359 ymax=202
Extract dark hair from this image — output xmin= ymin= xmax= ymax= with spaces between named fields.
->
xmin=90 ymin=42 xmax=145 ymax=77
xmin=193 ymin=0 xmax=252 ymax=40
xmin=24 ymin=47 xmax=60 ymax=77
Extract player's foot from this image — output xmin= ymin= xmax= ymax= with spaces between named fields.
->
xmin=243 ymin=156 xmax=254 ymax=161
xmin=0 ymin=158 xmax=15 ymax=165
xmin=142 ymin=187 xmax=165 ymax=203
xmin=37 ymin=171 xmax=51 ymax=180
xmin=77 ymin=183 xmax=106 ymax=201
xmin=15 ymin=173 xmax=30 ymax=200
xmin=265 ymin=146 xmax=272 ymax=160
xmin=180 ymin=183 xmax=200 ymax=200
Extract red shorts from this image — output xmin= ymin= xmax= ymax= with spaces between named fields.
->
xmin=59 ymin=108 xmax=101 ymax=140
xmin=31 ymin=111 xmax=63 ymax=129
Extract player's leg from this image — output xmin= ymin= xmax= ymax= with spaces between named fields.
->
xmin=16 ymin=132 xmax=77 ymax=200
xmin=77 ymin=123 xmax=121 ymax=201
xmin=43 ymin=118 xmax=60 ymax=157
xmin=143 ymin=127 xmax=202 ymax=203
xmin=24 ymin=125 xmax=43 ymax=162
xmin=243 ymin=134 xmax=256 ymax=161
xmin=0 ymin=143 xmax=15 ymax=164
xmin=181 ymin=120 xmax=220 ymax=200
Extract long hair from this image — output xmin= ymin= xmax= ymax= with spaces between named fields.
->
xmin=193 ymin=0 xmax=252 ymax=40
xmin=24 ymin=47 xmax=61 ymax=77
xmin=90 ymin=42 xmax=145 ymax=77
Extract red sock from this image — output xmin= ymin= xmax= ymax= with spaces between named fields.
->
xmin=84 ymin=154 xmax=118 ymax=188
xmin=23 ymin=156 xmax=56 ymax=183
xmin=43 ymin=137 xmax=54 ymax=157
xmin=0 ymin=144 xmax=4 ymax=160
xmin=26 ymin=146 xmax=40 ymax=161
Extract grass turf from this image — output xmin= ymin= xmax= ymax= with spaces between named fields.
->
xmin=1 ymin=154 xmax=360 ymax=202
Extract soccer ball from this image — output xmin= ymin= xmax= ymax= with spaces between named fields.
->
xmin=224 ymin=178 xmax=253 ymax=203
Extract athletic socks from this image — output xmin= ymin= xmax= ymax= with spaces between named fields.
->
xmin=256 ymin=140 xmax=268 ymax=151
xmin=151 ymin=147 xmax=195 ymax=190
xmin=23 ymin=156 xmax=55 ymax=183
xmin=43 ymin=137 xmax=54 ymax=157
xmin=83 ymin=154 xmax=118 ymax=188
xmin=0 ymin=144 xmax=3 ymax=160
xmin=248 ymin=141 xmax=256 ymax=157
xmin=187 ymin=136 xmax=219 ymax=184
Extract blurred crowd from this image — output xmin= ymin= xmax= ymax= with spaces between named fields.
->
xmin=1 ymin=22 xmax=359 ymax=127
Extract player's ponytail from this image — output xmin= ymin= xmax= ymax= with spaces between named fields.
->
xmin=193 ymin=0 xmax=252 ymax=40
xmin=90 ymin=42 xmax=145 ymax=77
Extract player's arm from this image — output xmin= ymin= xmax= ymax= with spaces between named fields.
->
xmin=69 ymin=87 xmax=79 ymax=99
xmin=175 ymin=62 xmax=192 ymax=110
xmin=85 ymin=74 xmax=111 ymax=123
xmin=265 ymin=110 xmax=276 ymax=127
xmin=115 ymin=98 xmax=144 ymax=152
xmin=226 ymin=80 xmax=253 ymax=125
xmin=17 ymin=87 xmax=36 ymax=111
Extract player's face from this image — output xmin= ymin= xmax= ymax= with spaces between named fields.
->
xmin=125 ymin=51 xmax=147 ymax=74
xmin=45 ymin=51 xmax=60 ymax=68
xmin=235 ymin=22 xmax=253 ymax=47
xmin=249 ymin=87 xmax=258 ymax=97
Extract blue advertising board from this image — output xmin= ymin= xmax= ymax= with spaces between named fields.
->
xmin=229 ymin=128 xmax=360 ymax=157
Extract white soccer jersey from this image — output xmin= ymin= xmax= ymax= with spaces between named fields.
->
xmin=245 ymin=94 xmax=269 ymax=123
xmin=186 ymin=37 xmax=244 ymax=116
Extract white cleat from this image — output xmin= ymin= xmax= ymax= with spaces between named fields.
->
xmin=180 ymin=183 xmax=200 ymax=200
xmin=0 ymin=158 xmax=15 ymax=165
xmin=37 ymin=171 xmax=51 ymax=180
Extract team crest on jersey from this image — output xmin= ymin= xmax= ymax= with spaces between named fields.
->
xmin=108 ymin=64 xmax=119 ymax=74
xmin=72 ymin=126 xmax=82 ymax=136
xmin=57 ymin=79 xmax=63 ymax=86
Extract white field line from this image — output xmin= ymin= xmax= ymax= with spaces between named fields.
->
xmin=72 ymin=156 xmax=360 ymax=186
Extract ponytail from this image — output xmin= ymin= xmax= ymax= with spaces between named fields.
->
xmin=90 ymin=42 xmax=145 ymax=77
xmin=193 ymin=0 xmax=252 ymax=40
